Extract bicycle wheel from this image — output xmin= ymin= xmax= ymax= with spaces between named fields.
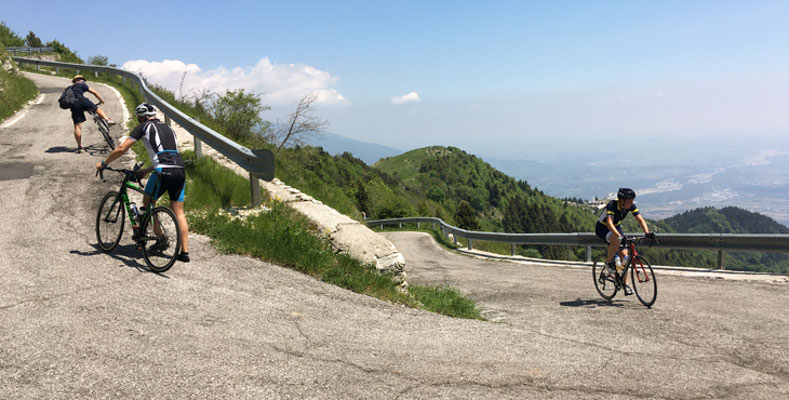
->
xmin=96 ymin=191 xmax=125 ymax=251
xmin=140 ymin=206 xmax=181 ymax=273
xmin=593 ymin=259 xmax=618 ymax=300
xmin=630 ymin=256 xmax=657 ymax=307
xmin=95 ymin=116 xmax=115 ymax=150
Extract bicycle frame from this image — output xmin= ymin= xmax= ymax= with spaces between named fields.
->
xmin=101 ymin=168 xmax=162 ymax=237
xmin=621 ymin=238 xmax=651 ymax=284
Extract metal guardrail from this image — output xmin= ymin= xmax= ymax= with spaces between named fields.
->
xmin=6 ymin=46 xmax=54 ymax=55
xmin=13 ymin=57 xmax=274 ymax=206
xmin=367 ymin=217 xmax=789 ymax=269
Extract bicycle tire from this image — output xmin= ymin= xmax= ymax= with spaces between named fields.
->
xmin=593 ymin=259 xmax=618 ymax=301
xmin=141 ymin=206 xmax=181 ymax=273
xmin=96 ymin=191 xmax=125 ymax=252
xmin=96 ymin=117 xmax=115 ymax=150
xmin=630 ymin=255 xmax=657 ymax=307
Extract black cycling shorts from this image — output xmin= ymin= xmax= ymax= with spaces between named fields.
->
xmin=145 ymin=168 xmax=185 ymax=202
xmin=70 ymin=97 xmax=97 ymax=124
xmin=595 ymin=222 xmax=623 ymax=243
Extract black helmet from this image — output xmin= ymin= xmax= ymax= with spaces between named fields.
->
xmin=617 ymin=187 xmax=636 ymax=200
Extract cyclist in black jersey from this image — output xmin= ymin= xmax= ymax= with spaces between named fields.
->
xmin=68 ymin=75 xmax=116 ymax=153
xmin=96 ymin=103 xmax=190 ymax=262
xmin=595 ymin=188 xmax=653 ymax=294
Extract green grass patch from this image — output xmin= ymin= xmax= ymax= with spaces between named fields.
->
xmin=408 ymin=285 xmax=483 ymax=320
xmin=0 ymin=50 xmax=39 ymax=121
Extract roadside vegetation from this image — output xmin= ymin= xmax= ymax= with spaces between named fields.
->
xmin=0 ymin=43 xmax=38 ymax=122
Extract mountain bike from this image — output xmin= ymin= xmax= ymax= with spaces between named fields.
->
xmin=593 ymin=235 xmax=658 ymax=307
xmin=95 ymin=163 xmax=181 ymax=273
xmin=87 ymin=109 xmax=115 ymax=150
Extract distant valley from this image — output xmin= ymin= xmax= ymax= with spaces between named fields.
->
xmin=303 ymin=133 xmax=789 ymax=227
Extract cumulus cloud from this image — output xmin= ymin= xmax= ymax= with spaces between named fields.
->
xmin=121 ymin=58 xmax=347 ymax=106
xmin=391 ymin=91 xmax=421 ymax=105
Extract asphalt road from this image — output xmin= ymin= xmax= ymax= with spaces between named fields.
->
xmin=0 ymin=73 xmax=787 ymax=399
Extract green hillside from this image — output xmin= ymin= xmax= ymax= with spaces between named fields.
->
xmin=663 ymin=206 xmax=789 ymax=234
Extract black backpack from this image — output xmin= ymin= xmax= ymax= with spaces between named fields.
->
xmin=58 ymin=85 xmax=78 ymax=109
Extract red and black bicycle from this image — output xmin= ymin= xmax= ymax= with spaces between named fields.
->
xmin=593 ymin=235 xmax=658 ymax=307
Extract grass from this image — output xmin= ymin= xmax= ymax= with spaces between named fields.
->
xmin=0 ymin=53 xmax=39 ymax=122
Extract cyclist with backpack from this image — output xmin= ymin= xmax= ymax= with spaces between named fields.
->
xmin=595 ymin=188 xmax=654 ymax=295
xmin=95 ymin=103 xmax=190 ymax=263
xmin=64 ymin=75 xmax=116 ymax=153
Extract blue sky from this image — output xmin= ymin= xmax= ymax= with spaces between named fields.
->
xmin=5 ymin=0 xmax=789 ymax=159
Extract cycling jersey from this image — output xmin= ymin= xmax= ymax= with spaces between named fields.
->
xmin=597 ymin=200 xmax=640 ymax=227
xmin=129 ymin=119 xmax=184 ymax=169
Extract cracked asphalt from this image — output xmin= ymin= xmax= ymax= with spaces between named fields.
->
xmin=1 ymin=72 xmax=787 ymax=399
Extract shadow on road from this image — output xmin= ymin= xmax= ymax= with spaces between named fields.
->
xmin=559 ymin=298 xmax=625 ymax=308
xmin=70 ymin=243 xmax=170 ymax=278
xmin=46 ymin=146 xmax=78 ymax=154
xmin=46 ymin=144 xmax=111 ymax=155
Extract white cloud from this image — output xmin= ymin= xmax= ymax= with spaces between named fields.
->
xmin=121 ymin=58 xmax=347 ymax=106
xmin=391 ymin=91 xmax=421 ymax=105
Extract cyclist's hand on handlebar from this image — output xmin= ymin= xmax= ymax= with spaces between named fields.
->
xmin=645 ymin=232 xmax=656 ymax=240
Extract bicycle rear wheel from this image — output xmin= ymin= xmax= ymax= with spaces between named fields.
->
xmin=95 ymin=116 xmax=115 ymax=150
xmin=593 ymin=259 xmax=618 ymax=300
xmin=140 ymin=206 xmax=181 ymax=273
xmin=630 ymin=256 xmax=657 ymax=307
xmin=96 ymin=191 xmax=125 ymax=251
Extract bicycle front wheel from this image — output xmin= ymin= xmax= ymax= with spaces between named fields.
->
xmin=630 ymin=256 xmax=657 ymax=307
xmin=96 ymin=191 xmax=125 ymax=251
xmin=96 ymin=117 xmax=115 ymax=150
xmin=593 ymin=259 xmax=618 ymax=301
xmin=141 ymin=206 xmax=181 ymax=273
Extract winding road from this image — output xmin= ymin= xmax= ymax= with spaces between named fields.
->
xmin=0 ymin=72 xmax=787 ymax=399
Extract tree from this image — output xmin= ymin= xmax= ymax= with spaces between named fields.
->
xmin=25 ymin=31 xmax=42 ymax=47
xmin=46 ymin=39 xmax=82 ymax=63
xmin=87 ymin=55 xmax=109 ymax=66
xmin=211 ymin=89 xmax=270 ymax=143
xmin=0 ymin=22 xmax=24 ymax=47
xmin=455 ymin=200 xmax=480 ymax=231
xmin=275 ymin=94 xmax=328 ymax=151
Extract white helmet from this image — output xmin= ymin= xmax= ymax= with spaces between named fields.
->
xmin=135 ymin=103 xmax=157 ymax=118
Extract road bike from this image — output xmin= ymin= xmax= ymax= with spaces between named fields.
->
xmin=87 ymin=109 xmax=115 ymax=150
xmin=593 ymin=235 xmax=658 ymax=307
xmin=95 ymin=163 xmax=181 ymax=272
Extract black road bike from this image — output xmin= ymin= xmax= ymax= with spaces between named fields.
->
xmin=87 ymin=109 xmax=115 ymax=150
xmin=95 ymin=163 xmax=180 ymax=272
xmin=593 ymin=235 xmax=658 ymax=307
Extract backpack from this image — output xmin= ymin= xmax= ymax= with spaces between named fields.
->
xmin=58 ymin=85 xmax=78 ymax=109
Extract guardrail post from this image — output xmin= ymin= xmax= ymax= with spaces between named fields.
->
xmin=164 ymin=114 xmax=171 ymax=127
xmin=37 ymin=65 xmax=40 ymax=71
xmin=193 ymin=116 xmax=203 ymax=158
xmin=586 ymin=246 xmax=592 ymax=263
xmin=380 ymin=224 xmax=383 ymax=230
xmin=417 ymin=222 xmax=420 ymax=229
xmin=454 ymin=235 xmax=458 ymax=247
xmin=718 ymin=249 xmax=726 ymax=270
xmin=399 ymin=223 xmax=402 ymax=229
xmin=56 ymin=67 xmax=59 ymax=74
xmin=511 ymin=243 xmax=516 ymax=256
xmin=468 ymin=239 xmax=473 ymax=250
xmin=94 ymin=71 xmax=98 ymax=79
xmin=250 ymin=173 xmax=261 ymax=207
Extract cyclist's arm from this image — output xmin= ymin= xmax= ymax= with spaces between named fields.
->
xmin=634 ymin=213 xmax=650 ymax=234
xmin=95 ymin=138 xmax=134 ymax=171
xmin=605 ymin=216 xmax=620 ymax=238
xmin=86 ymin=88 xmax=105 ymax=104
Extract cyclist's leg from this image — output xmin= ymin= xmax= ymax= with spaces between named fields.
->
xmin=166 ymin=170 xmax=188 ymax=254
xmin=170 ymin=200 xmax=188 ymax=253
xmin=143 ymin=172 xmax=163 ymax=236
xmin=73 ymin=122 xmax=82 ymax=148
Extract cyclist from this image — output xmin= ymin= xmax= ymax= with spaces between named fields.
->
xmin=96 ymin=103 xmax=190 ymax=262
xmin=68 ymin=75 xmax=116 ymax=153
xmin=595 ymin=187 xmax=653 ymax=295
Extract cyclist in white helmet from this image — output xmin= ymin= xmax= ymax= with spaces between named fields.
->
xmin=96 ymin=103 xmax=190 ymax=262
